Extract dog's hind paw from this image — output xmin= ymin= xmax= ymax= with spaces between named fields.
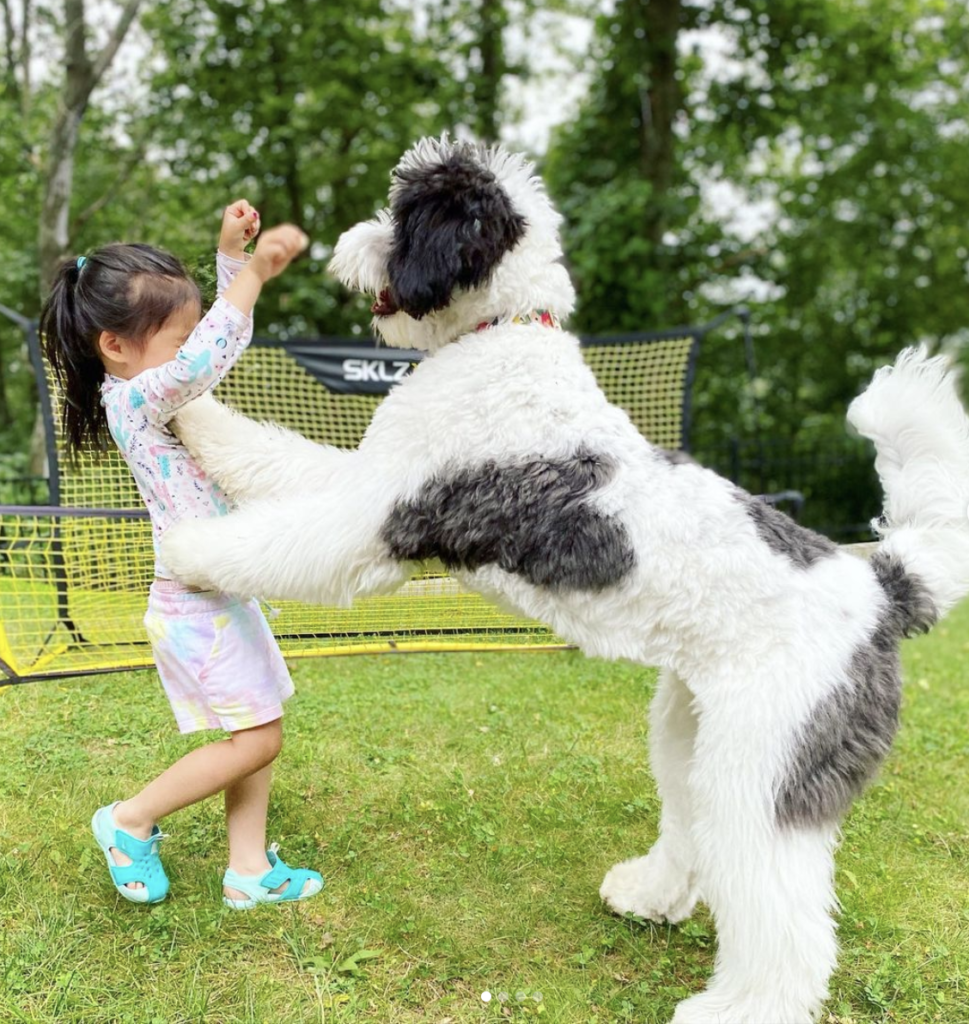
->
xmin=670 ymin=994 xmax=733 ymax=1024
xmin=600 ymin=850 xmax=698 ymax=925
xmin=670 ymin=991 xmax=816 ymax=1024
xmin=669 ymin=995 xmax=731 ymax=1024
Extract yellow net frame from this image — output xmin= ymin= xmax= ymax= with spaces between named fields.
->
xmin=0 ymin=326 xmax=699 ymax=683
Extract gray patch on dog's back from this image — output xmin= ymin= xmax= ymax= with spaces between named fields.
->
xmin=775 ymin=552 xmax=936 ymax=829
xmin=657 ymin=448 xmax=699 ymax=467
xmin=381 ymin=448 xmax=635 ymax=591
xmin=742 ymin=495 xmax=837 ymax=569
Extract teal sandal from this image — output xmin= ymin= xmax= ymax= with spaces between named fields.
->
xmin=222 ymin=843 xmax=324 ymax=910
xmin=91 ymin=802 xmax=170 ymax=905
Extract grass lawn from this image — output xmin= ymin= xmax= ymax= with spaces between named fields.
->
xmin=1 ymin=604 xmax=968 ymax=1023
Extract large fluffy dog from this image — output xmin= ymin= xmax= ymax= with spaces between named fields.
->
xmin=163 ymin=137 xmax=969 ymax=1023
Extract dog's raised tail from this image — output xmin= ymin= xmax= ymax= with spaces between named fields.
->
xmin=848 ymin=345 xmax=969 ymax=627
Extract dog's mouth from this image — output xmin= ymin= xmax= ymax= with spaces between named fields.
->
xmin=371 ymin=288 xmax=400 ymax=317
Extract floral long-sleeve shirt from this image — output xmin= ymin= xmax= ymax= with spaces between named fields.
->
xmin=101 ymin=252 xmax=251 ymax=578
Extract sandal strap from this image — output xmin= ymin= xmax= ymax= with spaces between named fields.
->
xmin=112 ymin=827 xmax=169 ymax=859
xmin=92 ymin=804 xmax=170 ymax=903
xmin=259 ymin=857 xmax=298 ymax=891
xmin=223 ymin=846 xmax=324 ymax=905
xmin=260 ymin=861 xmax=322 ymax=901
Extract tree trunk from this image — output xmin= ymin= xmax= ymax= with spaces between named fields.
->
xmin=624 ymin=0 xmax=683 ymax=246
xmin=1 ymin=0 xmax=19 ymax=101
xmin=39 ymin=106 xmax=84 ymax=291
xmin=30 ymin=0 xmax=142 ymax=476
xmin=476 ymin=0 xmax=506 ymax=143
xmin=39 ymin=0 xmax=143 ymax=291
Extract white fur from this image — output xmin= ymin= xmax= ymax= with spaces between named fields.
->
xmin=166 ymin=139 xmax=969 ymax=1024
xmin=848 ymin=345 xmax=969 ymax=614
xmin=328 ymin=136 xmax=576 ymax=354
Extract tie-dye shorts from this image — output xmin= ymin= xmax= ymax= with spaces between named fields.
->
xmin=144 ymin=579 xmax=294 ymax=734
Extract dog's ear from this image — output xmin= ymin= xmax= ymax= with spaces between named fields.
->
xmin=388 ymin=147 xmax=527 ymax=319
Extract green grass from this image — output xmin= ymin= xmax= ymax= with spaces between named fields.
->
xmin=1 ymin=606 xmax=968 ymax=1024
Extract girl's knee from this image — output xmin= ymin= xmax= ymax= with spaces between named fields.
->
xmin=232 ymin=718 xmax=283 ymax=768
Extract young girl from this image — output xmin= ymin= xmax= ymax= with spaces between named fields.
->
xmin=40 ymin=201 xmax=323 ymax=909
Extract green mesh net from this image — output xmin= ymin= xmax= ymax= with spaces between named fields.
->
xmin=0 ymin=330 xmax=698 ymax=682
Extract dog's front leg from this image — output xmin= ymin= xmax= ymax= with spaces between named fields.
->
xmin=174 ymin=392 xmax=351 ymax=503
xmin=160 ymin=464 xmax=410 ymax=604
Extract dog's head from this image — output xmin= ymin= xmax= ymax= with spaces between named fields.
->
xmin=328 ymin=135 xmax=576 ymax=351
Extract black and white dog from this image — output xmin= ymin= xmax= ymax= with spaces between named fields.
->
xmin=164 ymin=136 xmax=969 ymax=1023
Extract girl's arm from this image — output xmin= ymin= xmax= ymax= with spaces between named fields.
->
xmin=126 ymin=224 xmax=307 ymax=425
xmin=132 ymin=293 xmax=254 ymax=426
xmin=217 ymin=250 xmax=249 ymax=297
xmin=216 ymin=198 xmax=260 ymax=296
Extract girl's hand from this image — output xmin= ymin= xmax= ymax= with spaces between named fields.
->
xmin=248 ymin=225 xmax=309 ymax=283
xmin=222 ymin=224 xmax=309 ymax=315
xmin=219 ymin=199 xmax=261 ymax=259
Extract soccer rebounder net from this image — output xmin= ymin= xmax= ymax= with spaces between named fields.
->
xmin=0 ymin=310 xmax=716 ymax=684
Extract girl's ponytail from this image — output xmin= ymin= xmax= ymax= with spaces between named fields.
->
xmin=40 ymin=257 xmax=109 ymax=459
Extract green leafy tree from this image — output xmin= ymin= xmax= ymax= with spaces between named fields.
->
xmin=140 ymin=0 xmax=460 ymax=335
xmin=544 ymin=0 xmax=716 ymax=334
xmin=0 ymin=0 xmax=145 ymax=470
xmin=698 ymin=0 xmax=969 ymax=433
xmin=545 ymin=0 xmax=969 ymax=535
xmin=549 ymin=0 xmax=969 ymax=434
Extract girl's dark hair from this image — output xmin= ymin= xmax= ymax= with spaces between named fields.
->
xmin=39 ymin=243 xmax=202 ymax=458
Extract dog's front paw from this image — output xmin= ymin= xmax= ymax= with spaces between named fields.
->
xmin=172 ymin=391 xmax=231 ymax=464
xmin=160 ymin=520 xmax=222 ymax=590
xmin=600 ymin=850 xmax=698 ymax=925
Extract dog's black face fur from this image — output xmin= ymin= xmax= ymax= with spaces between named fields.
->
xmin=386 ymin=146 xmax=527 ymax=319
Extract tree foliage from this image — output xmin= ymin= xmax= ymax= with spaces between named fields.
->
xmin=138 ymin=0 xmax=463 ymax=335
xmin=699 ymin=0 xmax=969 ymax=431
xmin=546 ymin=0 xmax=969 ymax=447
xmin=3 ymin=0 xmax=969 ymax=534
xmin=0 ymin=0 xmax=145 ymax=465
xmin=544 ymin=0 xmax=713 ymax=334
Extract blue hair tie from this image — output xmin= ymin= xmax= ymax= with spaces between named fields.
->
xmin=76 ymin=256 xmax=87 ymax=270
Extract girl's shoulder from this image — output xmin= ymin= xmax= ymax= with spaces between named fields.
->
xmin=100 ymin=372 xmax=132 ymax=410
xmin=100 ymin=372 xmax=154 ymax=430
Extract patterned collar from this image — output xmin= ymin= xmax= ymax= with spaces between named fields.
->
xmin=475 ymin=309 xmax=561 ymax=332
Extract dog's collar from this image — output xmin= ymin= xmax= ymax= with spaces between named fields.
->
xmin=475 ymin=309 xmax=561 ymax=332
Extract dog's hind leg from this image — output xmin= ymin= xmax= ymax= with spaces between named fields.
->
xmin=174 ymin=393 xmax=350 ymax=503
xmin=600 ymin=669 xmax=700 ymax=924
xmin=668 ymin=700 xmax=838 ymax=1024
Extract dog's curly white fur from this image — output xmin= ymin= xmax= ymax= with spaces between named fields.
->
xmin=164 ymin=137 xmax=969 ymax=1023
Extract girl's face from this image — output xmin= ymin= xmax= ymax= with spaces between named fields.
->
xmin=99 ymin=301 xmax=202 ymax=380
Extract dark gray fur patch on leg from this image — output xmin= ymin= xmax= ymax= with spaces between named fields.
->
xmin=775 ymin=552 xmax=937 ymax=828
xmin=381 ymin=448 xmax=635 ymax=591
xmin=741 ymin=495 xmax=837 ymax=569
xmin=869 ymin=549 xmax=937 ymax=638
